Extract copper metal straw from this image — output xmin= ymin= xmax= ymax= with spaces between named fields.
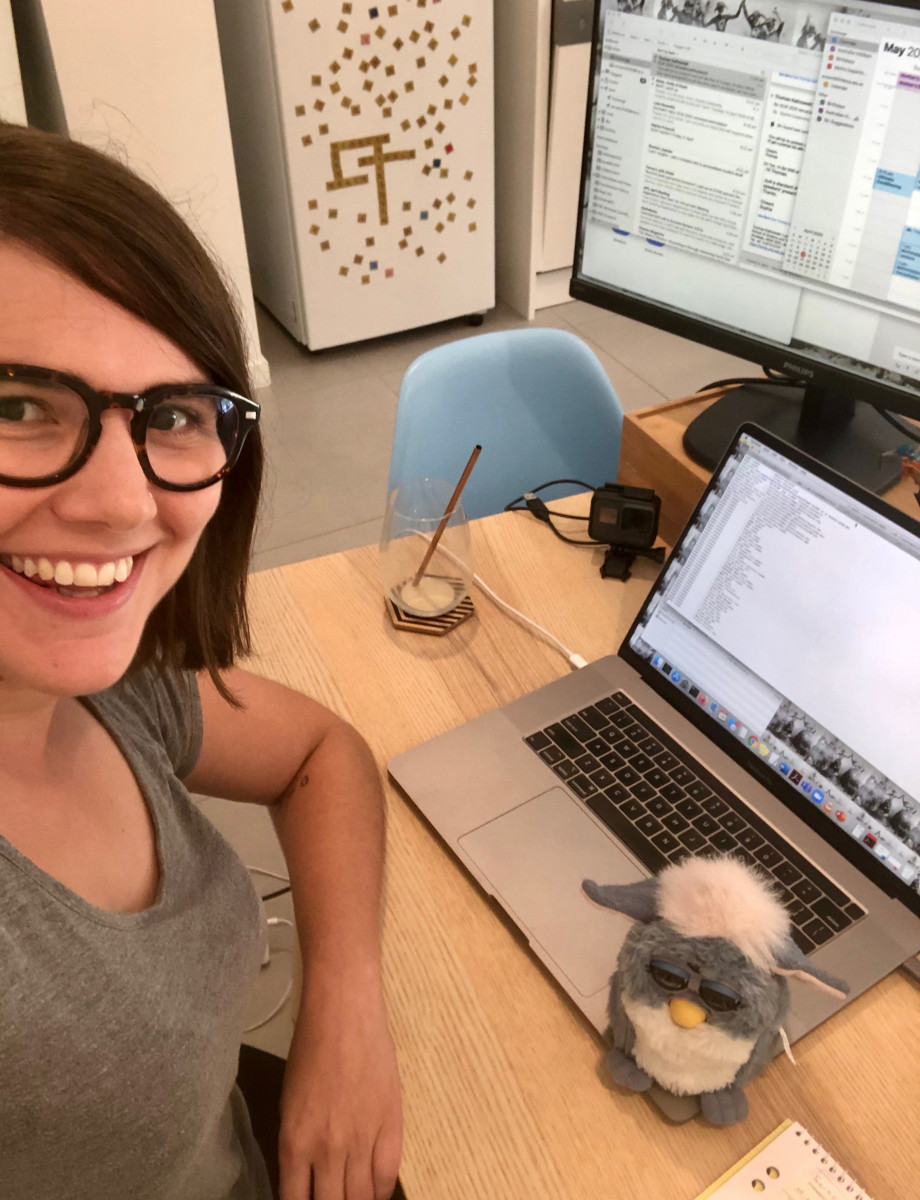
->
xmin=411 ymin=444 xmax=482 ymax=587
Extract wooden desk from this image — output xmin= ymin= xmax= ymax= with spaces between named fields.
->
xmin=246 ymin=501 xmax=918 ymax=1200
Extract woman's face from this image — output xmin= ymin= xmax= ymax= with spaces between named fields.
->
xmin=0 ymin=241 xmax=221 ymax=699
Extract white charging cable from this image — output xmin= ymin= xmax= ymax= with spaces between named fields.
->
xmin=245 ymin=916 xmax=295 ymax=1033
xmin=407 ymin=531 xmax=588 ymax=669
xmin=468 ymin=568 xmax=588 ymax=669
xmin=246 ymin=866 xmax=295 ymax=1032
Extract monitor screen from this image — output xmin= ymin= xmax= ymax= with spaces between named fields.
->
xmin=571 ymin=0 xmax=920 ymax=488
xmin=622 ymin=425 xmax=920 ymax=913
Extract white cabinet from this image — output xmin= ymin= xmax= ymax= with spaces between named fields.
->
xmin=495 ymin=0 xmax=592 ymax=318
xmin=0 ymin=0 xmax=26 ymax=122
xmin=215 ymin=0 xmax=495 ymax=351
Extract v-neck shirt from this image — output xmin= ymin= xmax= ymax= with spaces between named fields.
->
xmin=0 ymin=666 xmax=272 ymax=1199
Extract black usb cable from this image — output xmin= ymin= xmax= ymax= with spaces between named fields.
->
xmin=504 ymin=479 xmax=605 ymax=547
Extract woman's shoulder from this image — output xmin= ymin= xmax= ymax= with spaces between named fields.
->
xmin=84 ymin=665 xmax=203 ymax=779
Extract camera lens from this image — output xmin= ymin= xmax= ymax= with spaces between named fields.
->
xmin=621 ymin=506 xmax=652 ymax=534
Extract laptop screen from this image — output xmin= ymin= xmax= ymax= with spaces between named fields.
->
xmin=623 ymin=426 xmax=920 ymax=903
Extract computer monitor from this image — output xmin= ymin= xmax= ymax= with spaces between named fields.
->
xmin=571 ymin=0 xmax=920 ymax=493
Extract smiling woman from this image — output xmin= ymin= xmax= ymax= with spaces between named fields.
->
xmin=0 ymin=123 xmax=402 ymax=1200
xmin=0 ymin=241 xmax=237 ymax=698
xmin=0 ymin=123 xmax=263 ymax=695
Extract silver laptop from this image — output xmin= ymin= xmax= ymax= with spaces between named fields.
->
xmin=389 ymin=425 xmax=920 ymax=1040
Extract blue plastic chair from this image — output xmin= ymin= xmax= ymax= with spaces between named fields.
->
xmin=387 ymin=328 xmax=624 ymax=520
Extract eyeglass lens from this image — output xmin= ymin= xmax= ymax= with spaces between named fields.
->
xmin=0 ymin=378 xmax=240 ymax=486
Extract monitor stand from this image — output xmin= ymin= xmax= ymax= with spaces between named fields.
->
xmin=682 ymin=382 xmax=906 ymax=494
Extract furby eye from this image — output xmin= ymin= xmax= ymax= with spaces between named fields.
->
xmin=699 ymin=980 xmax=744 ymax=1013
xmin=648 ymin=959 xmax=689 ymax=991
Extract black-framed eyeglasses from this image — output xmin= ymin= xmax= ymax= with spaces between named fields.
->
xmin=0 ymin=364 xmax=261 ymax=492
xmin=648 ymin=958 xmax=744 ymax=1013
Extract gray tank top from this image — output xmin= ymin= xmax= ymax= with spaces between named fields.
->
xmin=0 ymin=667 xmax=273 ymax=1200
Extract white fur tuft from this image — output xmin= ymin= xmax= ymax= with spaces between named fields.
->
xmin=657 ymin=856 xmax=790 ymax=971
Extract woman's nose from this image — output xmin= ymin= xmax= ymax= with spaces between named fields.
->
xmin=50 ymin=411 xmax=158 ymax=529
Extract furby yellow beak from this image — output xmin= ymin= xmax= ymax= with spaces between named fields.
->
xmin=669 ymin=998 xmax=708 ymax=1028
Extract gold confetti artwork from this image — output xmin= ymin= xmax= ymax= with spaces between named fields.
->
xmin=327 ymin=133 xmax=415 ymax=225
xmin=290 ymin=1 xmax=480 ymax=282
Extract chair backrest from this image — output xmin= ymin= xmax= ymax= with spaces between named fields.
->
xmin=387 ymin=328 xmax=624 ymax=520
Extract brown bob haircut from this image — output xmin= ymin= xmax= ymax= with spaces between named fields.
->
xmin=0 ymin=121 xmax=263 ymax=701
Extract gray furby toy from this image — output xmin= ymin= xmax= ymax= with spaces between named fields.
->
xmin=583 ymin=856 xmax=849 ymax=1126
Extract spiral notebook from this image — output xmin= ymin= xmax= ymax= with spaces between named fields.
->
xmin=696 ymin=1120 xmax=875 ymax=1199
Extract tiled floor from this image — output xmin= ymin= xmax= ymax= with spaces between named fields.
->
xmin=208 ymin=293 xmax=757 ymax=1057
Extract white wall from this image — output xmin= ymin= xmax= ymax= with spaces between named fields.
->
xmin=38 ymin=0 xmax=269 ymax=387
xmin=0 ymin=0 xmax=26 ymax=122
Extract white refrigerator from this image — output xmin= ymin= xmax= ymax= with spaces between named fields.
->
xmin=0 ymin=0 xmax=26 ymax=123
xmin=215 ymin=0 xmax=495 ymax=350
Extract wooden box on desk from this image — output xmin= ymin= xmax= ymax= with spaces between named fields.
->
xmin=618 ymin=395 xmax=713 ymax=546
xmin=619 ymin=392 xmax=920 ymax=545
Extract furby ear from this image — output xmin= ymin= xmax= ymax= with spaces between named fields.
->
xmin=582 ymin=876 xmax=659 ymax=923
xmin=773 ymin=938 xmax=849 ymax=999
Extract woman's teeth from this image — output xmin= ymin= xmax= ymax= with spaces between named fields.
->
xmin=7 ymin=554 xmax=134 ymax=589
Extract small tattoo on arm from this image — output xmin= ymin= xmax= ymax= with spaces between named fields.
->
xmin=282 ymin=770 xmax=311 ymax=803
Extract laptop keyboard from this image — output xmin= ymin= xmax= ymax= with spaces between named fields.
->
xmin=524 ymin=690 xmax=865 ymax=955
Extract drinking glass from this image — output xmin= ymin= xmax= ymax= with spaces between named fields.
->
xmin=379 ymin=477 xmax=474 ymax=617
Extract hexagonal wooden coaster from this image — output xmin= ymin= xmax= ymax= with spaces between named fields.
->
xmin=385 ymin=593 xmax=475 ymax=636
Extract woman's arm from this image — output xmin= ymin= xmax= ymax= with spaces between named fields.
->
xmin=183 ymin=666 xmax=402 ymax=1200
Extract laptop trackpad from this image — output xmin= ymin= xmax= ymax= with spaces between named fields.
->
xmin=458 ymin=788 xmax=646 ymax=997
